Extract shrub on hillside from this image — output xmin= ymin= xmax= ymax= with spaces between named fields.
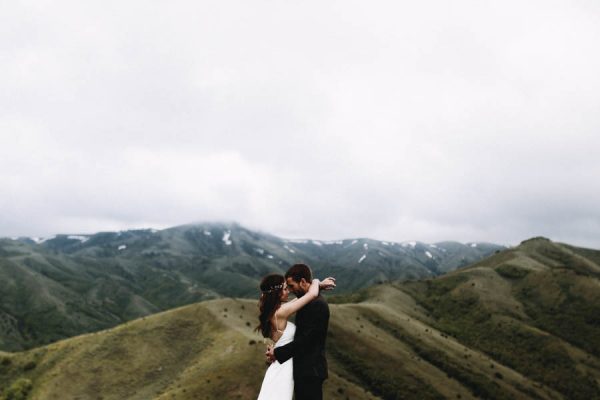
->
xmin=22 ymin=361 xmax=36 ymax=371
xmin=496 ymin=264 xmax=530 ymax=279
xmin=1 ymin=378 xmax=33 ymax=400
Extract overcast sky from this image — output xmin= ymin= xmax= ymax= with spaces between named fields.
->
xmin=1 ymin=0 xmax=599 ymax=247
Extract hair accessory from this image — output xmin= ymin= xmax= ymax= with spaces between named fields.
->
xmin=261 ymin=284 xmax=283 ymax=294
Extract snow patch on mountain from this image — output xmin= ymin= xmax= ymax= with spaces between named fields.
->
xmin=288 ymin=239 xmax=308 ymax=244
xmin=222 ymin=231 xmax=232 ymax=245
xmin=358 ymin=254 xmax=367 ymax=263
xmin=425 ymin=251 xmax=433 ymax=258
xmin=283 ymin=245 xmax=296 ymax=253
xmin=31 ymin=236 xmax=55 ymax=244
xmin=118 ymin=245 xmax=127 ymax=251
xmin=68 ymin=235 xmax=89 ymax=243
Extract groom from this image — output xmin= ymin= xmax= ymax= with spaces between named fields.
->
xmin=266 ymin=263 xmax=330 ymax=400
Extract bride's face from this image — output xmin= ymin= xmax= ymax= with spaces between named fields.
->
xmin=280 ymin=283 xmax=289 ymax=302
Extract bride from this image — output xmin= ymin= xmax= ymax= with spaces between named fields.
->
xmin=256 ymin=273 xmax=335 ymax=400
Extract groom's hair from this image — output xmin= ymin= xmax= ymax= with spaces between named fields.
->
xmin=285 ymin=263 xmax=312 ymax=283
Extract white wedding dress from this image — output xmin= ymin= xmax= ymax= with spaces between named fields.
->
xmin=257 ymin=321 xmax=296 ymax=400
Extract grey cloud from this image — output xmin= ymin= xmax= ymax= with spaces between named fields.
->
xmin=1 ymin=0 xmax=600 ymax=248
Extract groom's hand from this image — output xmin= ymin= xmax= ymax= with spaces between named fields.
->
xmin=320 ymin=277 xmax=336 ymax=290
xmin=265 ymin=345 xmax=276 ymax=364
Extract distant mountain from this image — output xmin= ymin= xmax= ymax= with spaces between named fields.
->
xmin=0 ymin=222 xmax=504 ymax=351
xmin=1 ymin=237 xmax=598 ymax=400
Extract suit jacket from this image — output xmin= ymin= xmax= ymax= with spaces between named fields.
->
xmin=274 ymin=294 xmax=330 ymax=380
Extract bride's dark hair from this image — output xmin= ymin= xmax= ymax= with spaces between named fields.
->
xmin=256 ymin=274 xmax=285 ymax=338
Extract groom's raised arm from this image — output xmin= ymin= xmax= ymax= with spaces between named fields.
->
xmin=273 ymin=299 xmax=328 ymax=364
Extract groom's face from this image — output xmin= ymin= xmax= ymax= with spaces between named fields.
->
xmin=286 ymin=277 xmax=307 ymax=297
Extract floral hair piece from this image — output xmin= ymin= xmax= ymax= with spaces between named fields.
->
xmin=261 ymin=284 xmax=283 ymax=294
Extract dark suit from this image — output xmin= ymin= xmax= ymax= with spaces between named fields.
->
xmin=274 ymin=294 xmax=330 ymax=400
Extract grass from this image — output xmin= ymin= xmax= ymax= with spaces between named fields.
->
xmin=362 ymin=310 xmax=514 ymax=400
xmin=327 ymin=288 xmax=371 ymax=304
xmin=406 ymin=261 xmax=600 ymax=400
xmin=327 ymin=317 xmax=445 ymax=400
xmin=515 ymin=269 xmax=600 ymax=357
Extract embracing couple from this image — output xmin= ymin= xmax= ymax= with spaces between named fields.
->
xmin=256 ymin=263 xmax=336 ymax=400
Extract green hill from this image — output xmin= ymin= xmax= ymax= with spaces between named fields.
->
xmin=399 ymin=237 xmax=600 ymax=399
xmin=1 ymin=237 xmax=599 ymax=399
xmin=0 ymin=222 xmax=503 ymax=351
xmin=0 ymin=298 xmax=378 ymax=400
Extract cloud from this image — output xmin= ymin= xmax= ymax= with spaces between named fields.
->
xmin=1 ymin=0 xmax=600 ymax=247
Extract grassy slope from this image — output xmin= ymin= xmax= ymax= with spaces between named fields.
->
xmin=0 ymin=299 xmax=379 ymax=400
xmin=402 ymin=238 xmax=600 ymax=400
xmin=1 ymin=238 xmax=599 ymax=400
xmin=0 ymin=293 xmax=571 ymax=400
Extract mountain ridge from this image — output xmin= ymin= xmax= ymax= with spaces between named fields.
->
xmin=0 ymin=222 xmax=504 ymax=351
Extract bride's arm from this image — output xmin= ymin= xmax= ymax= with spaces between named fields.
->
xmin=277 ymin=279 xmax=320 ymax=320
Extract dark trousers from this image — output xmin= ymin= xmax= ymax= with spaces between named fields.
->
xmin=294 ymin=377 xmax=324 ymax=400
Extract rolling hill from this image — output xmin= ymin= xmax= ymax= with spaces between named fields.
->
xmin=0 ymin=222 xmax=503 ymax=351
xmin=1 ymin=237 xmax=598 ymax=399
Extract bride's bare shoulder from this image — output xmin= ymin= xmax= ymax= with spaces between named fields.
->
xmin=276 ymin=298 xmax=299 ymax=317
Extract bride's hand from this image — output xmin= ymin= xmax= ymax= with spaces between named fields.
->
xmin=319 ymin=277 xmax=336 ymax=290
xmin=265 ymin=345 xmax=275 ymax=364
